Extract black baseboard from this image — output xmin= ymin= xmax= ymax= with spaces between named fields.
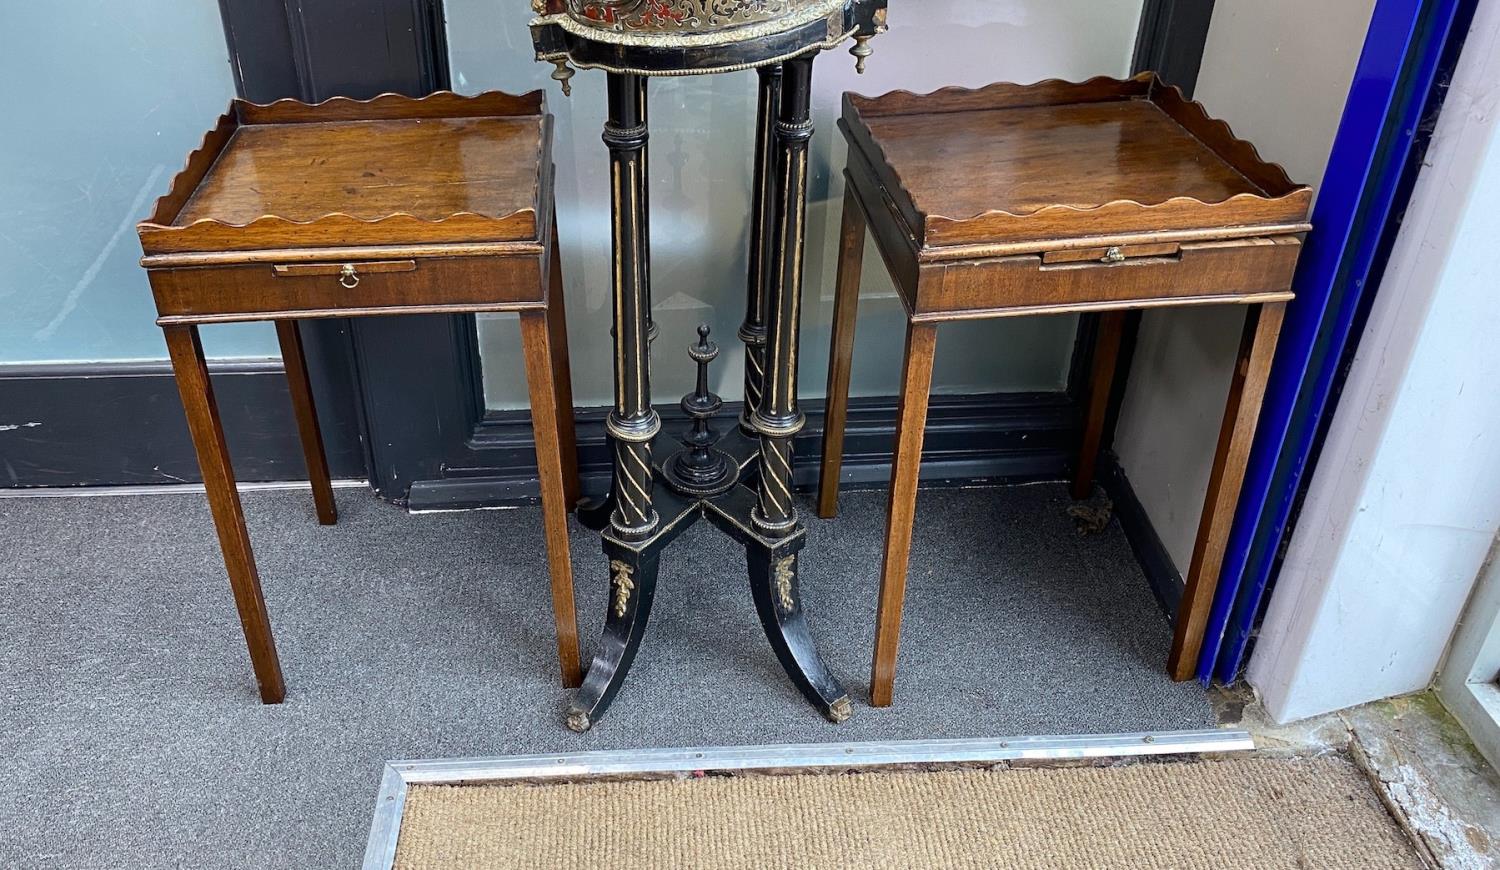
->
xmin=1099 ymin=452 xmax=1184 ymax=617
xmin=407 ymin=392 xmax=1080 ymax=511
xmin=411 ymin=399 xmax=1191 ymax=625
xmin=0 ymin=361 xmax=366 ymax=488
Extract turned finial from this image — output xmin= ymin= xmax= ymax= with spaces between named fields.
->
xmin=663 ymin=324 xmax=737 ymax=497
xmin=550 ymin=59 xmax=575 ymax=97
xmin=850 ymin=35 xmax=874 ymax=75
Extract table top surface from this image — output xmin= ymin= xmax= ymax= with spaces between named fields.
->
xmin=865 ymin=100 xmax=1261 ymax=222
xmin=138 ymin=91 xmax=553 ymax=258
xmin=843 ymin=76 xmax=1312 ymax=251
xmin=176 ymin=116 xmax=543 ymax=227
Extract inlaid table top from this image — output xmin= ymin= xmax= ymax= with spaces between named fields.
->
xmin=139 ymin=91 xmax=552 ymax=256
xmin=842 ymin=74 xmax=1313 ymax=253
xmin=530 ymin=0 xmax=888 ymax=78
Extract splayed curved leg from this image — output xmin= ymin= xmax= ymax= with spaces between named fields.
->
xmin=565 ymin=544 xmax=660 ymax=732
xmin=747 ymin=542 xmax=852 ymax=723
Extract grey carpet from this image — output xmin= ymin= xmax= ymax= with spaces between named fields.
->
xmin=0 ymin=483 xmax=1214 ymax=868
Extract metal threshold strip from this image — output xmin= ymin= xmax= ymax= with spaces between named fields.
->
xmin=362 ymin=728 xmax=1254 ymax=869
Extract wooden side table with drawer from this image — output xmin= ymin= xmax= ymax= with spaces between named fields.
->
xmin=136 ymin=90 xmax=583 ymax=703
xmin=816 ymin=74 xmax=1314 ymax=704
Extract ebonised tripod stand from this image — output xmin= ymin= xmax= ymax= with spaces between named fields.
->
xmin=565 ymin=59 xmax=852 ymax=732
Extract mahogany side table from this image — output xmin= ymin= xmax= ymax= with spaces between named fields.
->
xmin=136 ymin=90 xmax=584 ymax=702
xmin=816 ymin=74 xmax=1314 ymax=704
xmin=531 ymin=0 xmax=887 ymax=731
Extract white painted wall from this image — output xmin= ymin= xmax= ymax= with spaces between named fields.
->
xmin=1113 ymin=0 xmax=1376 ymax=575
xmin=1249 ymin=4 xmax=1500 ymax=724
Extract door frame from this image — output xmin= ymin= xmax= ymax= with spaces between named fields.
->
xmin=1197 ymin=0 xmax=1481 ymax=682
xmin=1438 ymin=537 xmax=1500 ymax=772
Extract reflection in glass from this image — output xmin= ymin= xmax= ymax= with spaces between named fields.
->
xmin=1 ymin=3 xmax=277 ymax=362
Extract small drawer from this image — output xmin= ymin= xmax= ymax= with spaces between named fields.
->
xmin=149 ymin=255 xmax=546 ymax=322
xmin=1041 ymin=242 xmax=1183 ymax=265
xmin=920 ymin=237 xmax=1301 ymax=317
xmin=271 ymin=260 xmax=417 ymax=283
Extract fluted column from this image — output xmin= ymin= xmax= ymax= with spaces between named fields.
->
xmin=604 ymin=72 xmax=659 ymax=538
xmin=740 ymin=64 xmax=782 ymax=431
xmin=752 ymin=56 xmax=815 ymax=533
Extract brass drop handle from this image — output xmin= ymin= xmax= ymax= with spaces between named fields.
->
xmin=272 ymin=260 xmax=414 ymax=283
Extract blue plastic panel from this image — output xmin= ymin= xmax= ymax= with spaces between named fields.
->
xmin=1200 ymin=0 xmax=1472 ymax=682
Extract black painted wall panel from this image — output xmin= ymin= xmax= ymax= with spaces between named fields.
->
xmin=0 ymin=362 xmax=365 ymax=487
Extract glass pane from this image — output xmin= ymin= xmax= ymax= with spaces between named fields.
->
xmin=0 ymin=3 xmax=279 ymax=363
xmin=449 ymin=0 xmax=1144 ymax=410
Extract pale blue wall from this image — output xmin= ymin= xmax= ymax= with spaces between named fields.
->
xmin=0 ymin=3 xmax=279 ymax=363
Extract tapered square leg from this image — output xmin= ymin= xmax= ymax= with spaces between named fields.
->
xmin=1070 ymin=310 xmax=1127 ymax=500
xmin=520 ymin=310 xmax=584 ymax=689
xmin=1169 ymin=302 xmax=1286 ymax=681
xmin=275 ymin=320 xmax=337 ymax=525
xmin=546 ymin=218 xmax=582 ymax=507
xmin=817 ymin=183 xmax=868 ymax=520
xmin=870 ymin=321 xmax=938 ymax=708
xmin=163 ymin=324 xmax=285 ymax=704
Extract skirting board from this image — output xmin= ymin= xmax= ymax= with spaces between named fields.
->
xmin=1100 ymin=451 xmax=1186 ymax=618
xmin=408 ymin=391 xmax=1081 ymax=511
xmin=0 ymin=363 xmax=1074 ymax=500
xmin=0 ymin=360 xmax=365 ymax=487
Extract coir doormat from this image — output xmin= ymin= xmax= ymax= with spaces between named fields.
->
xmin=388 ymin=756 xmax=1419 ymax=869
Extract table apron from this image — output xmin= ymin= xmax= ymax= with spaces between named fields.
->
xmin=918 ymin=237 xmax=1301 ymax=317
xmin=147 ymin=254 xmax=546 ymax=321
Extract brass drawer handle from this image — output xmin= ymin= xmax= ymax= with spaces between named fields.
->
xmin=272 ymin=260 xmax=416 ymax=287
xmin=1040 ymin=243 xmax=1183 ymax=268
